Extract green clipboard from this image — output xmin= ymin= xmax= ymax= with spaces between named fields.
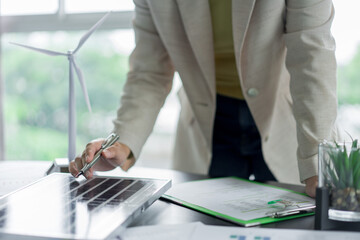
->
xmin=161 ymin=177 xmax=315 ymax=227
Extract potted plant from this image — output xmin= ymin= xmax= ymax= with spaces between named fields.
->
xmin=320 ymin=139 xmax=360 ymax=220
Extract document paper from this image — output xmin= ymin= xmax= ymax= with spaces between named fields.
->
xmin=190 ymin=224 xmax=360 ymax=240
xmin=163 ymin=177 xmax=314 ymax=226
xmin=119 ymin=222 xmax=360 ymax=240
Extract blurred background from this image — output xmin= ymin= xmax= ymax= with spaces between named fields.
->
xmin=0 ymin=0 xmax=359 ymax=169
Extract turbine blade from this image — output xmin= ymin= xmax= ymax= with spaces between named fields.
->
xmin=73 ymin=12 xmax=111 ymax=54
xmin=71 ymin=60 xmax=92 ymax=113
xmin=9 ymin=42 xmax=67 ymax=56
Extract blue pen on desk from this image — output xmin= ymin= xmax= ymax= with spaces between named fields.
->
xmin=76 ymin=133 xmax=119 ymax=178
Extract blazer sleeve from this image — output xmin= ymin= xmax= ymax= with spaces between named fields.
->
xmin=112 ymin=0 xmax=175 ymax=159
xmin=283 ymin=0 xmax=338 ymax=182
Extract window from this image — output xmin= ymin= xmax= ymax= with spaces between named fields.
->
xmin=2 ymin=30 xmax=133 ymax=160
xmin=0 ymin=1 xmax=179 ymax=169
xmin=1 ymin=0 xmax=360 ymax=168
xmin=65 ymin=0 xmax=134 ymax=13
xmin=1 ymin=0 xmax=58 ymax=15
xmin=332 ymin=0 xmax=360 ymax=139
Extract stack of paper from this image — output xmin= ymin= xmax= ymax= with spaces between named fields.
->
xmin=118 ymin=222 xmax=201 ymax=240
xmin=118 ymin=222 xmax=360 ymax=240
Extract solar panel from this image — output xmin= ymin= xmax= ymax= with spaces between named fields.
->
xmin=0 ymin=173 xmax=171 ymax=240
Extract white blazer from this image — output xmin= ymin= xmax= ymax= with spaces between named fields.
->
xmin=113 ymin=0 xmax=340 ymax=184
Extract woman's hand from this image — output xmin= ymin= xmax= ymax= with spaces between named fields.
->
xmin=69 ymin=138 xmax=135 ymax=179
xmin=304 ymin=175 xmax=318 ymax=198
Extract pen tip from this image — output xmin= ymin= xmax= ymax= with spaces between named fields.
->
xmin=75 ymin=172 xmax=83 ymax=178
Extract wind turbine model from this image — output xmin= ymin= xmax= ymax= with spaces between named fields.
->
xmin=10 ymin=12 xmax=111 ymax=162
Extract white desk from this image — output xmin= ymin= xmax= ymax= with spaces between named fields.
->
xmin=0 ymin=160 xmax=51 ymax=196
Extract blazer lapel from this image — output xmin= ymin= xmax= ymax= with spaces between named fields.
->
xmin=176 ymin=0 xmax=215 ymax=101
xmin=176 ymin=0 xmax=256 ymax=99
xmin=232 ymin=0 xmax=256 ymax=83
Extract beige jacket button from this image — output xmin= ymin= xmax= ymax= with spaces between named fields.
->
xmin=247 ymin=88 xmax=259 ymax=97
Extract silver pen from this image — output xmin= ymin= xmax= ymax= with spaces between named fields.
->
xmin=269 ymin=204 xmax=315 ymax=218
xmin=76 ymin=133 xmax=120 ymax=178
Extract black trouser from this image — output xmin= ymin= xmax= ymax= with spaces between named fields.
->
xmin=209 ymin=94 xmax=276 ymax=182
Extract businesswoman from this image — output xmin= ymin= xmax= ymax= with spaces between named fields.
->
xmin=70 ymin=0 xmax=340 ymax=197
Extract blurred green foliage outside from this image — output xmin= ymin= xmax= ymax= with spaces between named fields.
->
xmin=338 ymin=46 xmax=360 ymax=105
xmin=3 ymin=31 xmax=129 ymax=160
xmin=2 ymin=30 xmax=360 ymax=161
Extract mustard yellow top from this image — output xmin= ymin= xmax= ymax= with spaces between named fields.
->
xmin=209 ymin=0 xmax=244 ymax=99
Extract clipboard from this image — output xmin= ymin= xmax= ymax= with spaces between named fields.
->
xmin=162 ymin=177 xmax=315 ymax=227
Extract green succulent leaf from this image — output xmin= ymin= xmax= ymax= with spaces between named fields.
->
xmin=324 ymin=139 xmax=360 ymax=189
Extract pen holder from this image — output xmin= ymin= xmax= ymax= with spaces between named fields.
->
xmin=315 ymin=140 xmax=360 ymax=231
